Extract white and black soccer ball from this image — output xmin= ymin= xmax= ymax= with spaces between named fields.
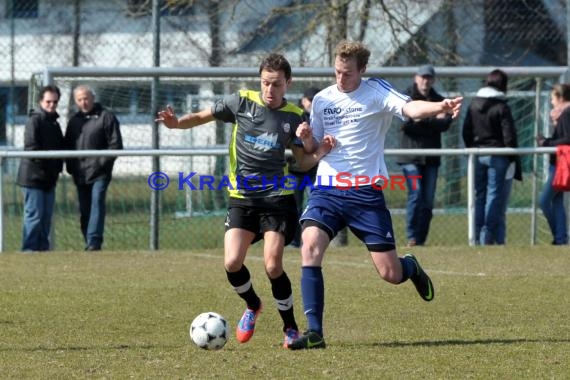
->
xmin=189 ymin=312 xmax=228 ymax=350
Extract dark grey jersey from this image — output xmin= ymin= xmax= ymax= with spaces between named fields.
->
xmin=212 ymin=90 xmax=306 ymax=198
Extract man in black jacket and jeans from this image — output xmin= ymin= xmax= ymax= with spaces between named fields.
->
xmin=462 ymin=69 xmax=519 ymax=245
xmin=17 ymin=85 xmax=64 ymax=251
xmin=397 ymin=65 xmax=452 ymax=247
xmin=65 ymin=85 xmax=123 ymax=251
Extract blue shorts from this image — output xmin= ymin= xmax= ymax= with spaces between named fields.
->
xmin=299 ymin=186 xmax=396 ymax=251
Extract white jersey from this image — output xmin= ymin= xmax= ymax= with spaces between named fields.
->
xmin=311 ymin=78 xmax=410 ymax=187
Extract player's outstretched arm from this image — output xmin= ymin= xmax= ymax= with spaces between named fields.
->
xmin=403 ymin=96 xmax=463 ymax=120
xmin=293 ymin=135 xmax=336 ymax=172
xmin=156 ymin=105 xmax=215 ymax=129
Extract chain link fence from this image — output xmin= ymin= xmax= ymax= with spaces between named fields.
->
xmin=1 ymin=67 xmax=565 ymax=251
xmin=1 ymin=0 xmax=569 ymax=250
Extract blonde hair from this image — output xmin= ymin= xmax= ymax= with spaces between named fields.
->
xmin=334 ymin=40 xmax=370 ymax=70
xmin=551 ymin=83 xmax=570 ymax=102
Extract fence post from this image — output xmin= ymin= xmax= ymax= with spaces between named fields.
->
xmin=530 ymin=78 xmax=542 ymax=245
xmin=0 ymin=157 xmax=4 ymax=252
xmin=467 ymin=153 xmax=476 ymax=246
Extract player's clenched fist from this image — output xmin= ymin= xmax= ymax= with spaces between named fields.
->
xmin=296 ymin=121 xmax=313 ymax=139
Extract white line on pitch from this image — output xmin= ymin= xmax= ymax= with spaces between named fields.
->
xmin=187 ymin=252 xmax=487 ymax=277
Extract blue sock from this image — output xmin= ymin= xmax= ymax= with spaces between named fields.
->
xmin=399 ymin=256 xmax=416 ymax=283
xmin=300 ymin=266 xmax=324 ymax=336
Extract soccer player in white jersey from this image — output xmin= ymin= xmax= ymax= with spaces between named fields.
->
xmin=288 ymin=41 xmax=463 ymax=350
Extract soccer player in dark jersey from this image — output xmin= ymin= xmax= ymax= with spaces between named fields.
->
xmin=157 ymin=54 xmax=330 ymax=348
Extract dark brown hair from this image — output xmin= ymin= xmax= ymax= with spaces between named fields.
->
xmin=485 ymin=69 xmax=508 ymax=93
xmin=259 ymin=53 xmax=292 ymax=81
xmin=39 ymin=85 xmax=61 ymax=102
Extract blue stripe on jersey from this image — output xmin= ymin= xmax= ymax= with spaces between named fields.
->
xmin=368 ymin=77 xmax=409 ymax=101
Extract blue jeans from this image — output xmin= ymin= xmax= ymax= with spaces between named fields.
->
xmin=475 ymin=156 xmax=510 ymax=245
xmin=496 ymin=176 xmax=513 ymax=245
xmin=401 ymin=163 xmax=439 ymax=245
xmin=539 ymin=165 xmax=568 ymax=245
xmin=76 ymin=179 xmax=110 ymax=249
xmin=21 ymin=186 xmax=56 ymax=251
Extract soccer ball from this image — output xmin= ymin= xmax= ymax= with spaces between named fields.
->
xmin=189 ymin=312 xmax=228 ymax=350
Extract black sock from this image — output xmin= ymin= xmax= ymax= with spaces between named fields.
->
xmin=270 ymin=272 xmax=298 ymax=332
xmin=226 ymin=265 xmax=261 ymax=310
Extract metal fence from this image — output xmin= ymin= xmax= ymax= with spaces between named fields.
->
xmin=0 ymin=65 xmax=567 ymax=251
xmin=2 ymin=1 xmax=570 ymax=251
xmin=0 ymin=145 xmax=563 ymax=252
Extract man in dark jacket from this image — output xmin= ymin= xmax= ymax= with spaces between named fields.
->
xmin=64 ymin=85 xmax=123 ymax=251
xmin=17 ymin=85 xmax=64 ymax=251
xmin=462 ymin=69 xmax=520 ymax=245
xmin=397 ymin=65 xmax=452 ymax=247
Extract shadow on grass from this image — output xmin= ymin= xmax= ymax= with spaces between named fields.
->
xmin=3 ymin=338 xmax=568 ymax=354
xmin=363 ymin=337 xmax=570 ymax=348
xmin=0 ymin=343 xmax=184 ymax=352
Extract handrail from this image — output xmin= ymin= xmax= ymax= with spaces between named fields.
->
xmin=0 ymin=146 xmax=558 ymax=158
xmin=0 ymin=146 xmax=561 ymax=251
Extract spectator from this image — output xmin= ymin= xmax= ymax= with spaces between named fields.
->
xmin=462 ymin=69 xmax=520 ymax=245
xmin=397 ymin=65 xmax=452 ymax=247
xmin=536 ymin=83 xmax=570 ymax=245
xmin=17 ymin=85 xmax=64 ymax=252
xmin=548 ymin=84 xmax=570 ymax=125
xmin=288 ymin=87 xmax=320 ymax=247
xmin=64 ymin=85 xmax=123 ymax=251
xmin=497 ymin=154 xmax=522 ymax=244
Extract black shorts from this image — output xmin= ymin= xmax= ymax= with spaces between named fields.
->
xmin=225 ymin=195 xmax=298 ymax=245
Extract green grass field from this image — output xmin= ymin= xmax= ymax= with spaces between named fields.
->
xmin=1 ymin=245 xmax=568 ymax=379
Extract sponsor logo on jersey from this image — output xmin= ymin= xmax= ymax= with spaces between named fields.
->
xmin=323 ymin=107 xmax=342 ymax=115
xmin=244 ymin=132 xmax=280 ymax=151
